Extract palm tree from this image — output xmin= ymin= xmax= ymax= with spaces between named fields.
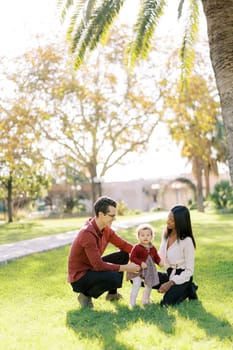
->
xmin=58 ymin=0 xmax=233 ymax=184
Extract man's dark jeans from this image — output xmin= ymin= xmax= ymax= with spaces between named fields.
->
xmin=71 ymin=251 xmax=129 ymax=298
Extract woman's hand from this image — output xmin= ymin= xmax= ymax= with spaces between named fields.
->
xmin=158 ymin=280 xmax=175 ymax=293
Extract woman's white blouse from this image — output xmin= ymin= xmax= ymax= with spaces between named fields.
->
xmin=159 ymin=235 xmax=195 ymax=285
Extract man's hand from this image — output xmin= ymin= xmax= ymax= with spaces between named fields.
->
xmin=120 ymin=262 xmax=140 ymax=273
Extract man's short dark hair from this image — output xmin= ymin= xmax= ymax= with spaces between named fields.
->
xmin=94 ymin=196 xmax=117 ymax=216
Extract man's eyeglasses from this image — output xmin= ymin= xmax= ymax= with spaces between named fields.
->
xmin=105 ymin=213 xmax=116 ymax=218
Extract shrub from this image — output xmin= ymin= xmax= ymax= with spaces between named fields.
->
xmin=117 ymin=200 xmax=128 ymax=215
xmin=150 ymin=205 xmax=161 ymax=212
xmin=127 ymin=209 xmax=142 ymax=215
xmin=209 ymin=180 xmax=233 ymax=211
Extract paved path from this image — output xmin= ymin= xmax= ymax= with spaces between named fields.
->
xmin=0 ymin=212 xmax=167 ymax=264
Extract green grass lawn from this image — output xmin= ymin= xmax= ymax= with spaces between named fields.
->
xmin=0 ymin=211 xmax=232 ymax=350
xmin=0 ymin=212 xmax=162 ymax=245
xmin=0 ymin=217 xmax=87 ymax=245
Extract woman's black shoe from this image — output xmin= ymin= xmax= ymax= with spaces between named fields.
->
xmin=189 ymin=282 xmax=198 ymax=300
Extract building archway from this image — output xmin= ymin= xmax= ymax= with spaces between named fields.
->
xmin=161 ymin=177 xmax=196 ymax=209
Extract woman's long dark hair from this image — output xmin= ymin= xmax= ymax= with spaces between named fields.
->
xmin=167 ymin=205 xmax=196 ymax=248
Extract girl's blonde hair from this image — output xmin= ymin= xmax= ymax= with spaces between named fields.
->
xmin=136 ymin=223 xmax=155 ymax=239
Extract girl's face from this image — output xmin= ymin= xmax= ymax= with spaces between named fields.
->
xmin=167 ymin=212 xmax=175 ymax=230
xmin=138 ymin=228 xmax=153 ymax=246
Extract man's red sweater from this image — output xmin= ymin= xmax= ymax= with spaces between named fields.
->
xmin=68 ymin=218 xmax=133 ymax=283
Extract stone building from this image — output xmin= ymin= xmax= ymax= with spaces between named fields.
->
xmin=101 ymin=172 xmax=230 ymax=211
xmin=47 ymin=172 xmax=230 ymax=214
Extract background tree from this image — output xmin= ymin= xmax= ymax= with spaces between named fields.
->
xmin=165 ymin=74 xmax=224 ymax=211
xmin=0 ymin=94 xmax=49 ymax=222
xmin=58 ymin=0 xmax=233 ymax=185
xmin=19 ymin=31 xmax=164 ymax=202
xmin=48 ymin=163 xmax=90 ymax=214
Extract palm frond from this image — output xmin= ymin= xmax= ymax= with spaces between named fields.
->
xmin=89 ymin=0 xmax=124 ymax=48
xmin=83 ymin=0 xmax=97 ymax=23
xmin=57 ymin=0 xmax=75 ymax=22
xmin=180 ymin=0 xmax=200 ymax=86
xmin=127 ymin=0 xmax=166 ymax=68
xmin=68 ymin=3 xmax=90 ymax=53
xmin=72 ymin=0 xmax=124 ymax=68
xmin=58 ymin=0 xmax=91 ymax=24
xmin=178 ymin=0 xmax=185 ymax=19
xmin=66 ymin=12 xmax=80 ymax=43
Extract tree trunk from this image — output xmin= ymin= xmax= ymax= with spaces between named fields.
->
xmin=194 ymin=158 xmax=205 ymax=212
xmin=7 ymin=176 xmax=13 ymax=223
xmin=201 ymin=0 xmax=233 ymax=184
xmin=91 ymin=178 xmax=100 ymax=205
xmin=203 ymin=165 xmax=210 ymax=198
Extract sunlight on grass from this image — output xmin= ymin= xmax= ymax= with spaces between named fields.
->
xmin=0 ymin=211 xmax=232 ymax=350
xmin=0 ymin=212 xmax=162 ymax=244
xmin=0 ymin=218 xmax=84 ymax=244
xmin=117 ymin=316 xmax=208 ymax=349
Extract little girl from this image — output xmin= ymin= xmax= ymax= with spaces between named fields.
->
xmin=127 ymin=223 xmax=162 ymax=307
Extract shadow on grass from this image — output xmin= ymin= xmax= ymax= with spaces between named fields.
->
xmin=177 ymin=300 xmax=233 ymax=341
xmin=66 ymin=299 xmax=233 ymax=349
xmin=66 ymin=303 xmax=175 ymax=350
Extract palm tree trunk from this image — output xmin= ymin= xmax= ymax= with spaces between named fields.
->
xmin=201 ymin=0 xmax=233 ymax=184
